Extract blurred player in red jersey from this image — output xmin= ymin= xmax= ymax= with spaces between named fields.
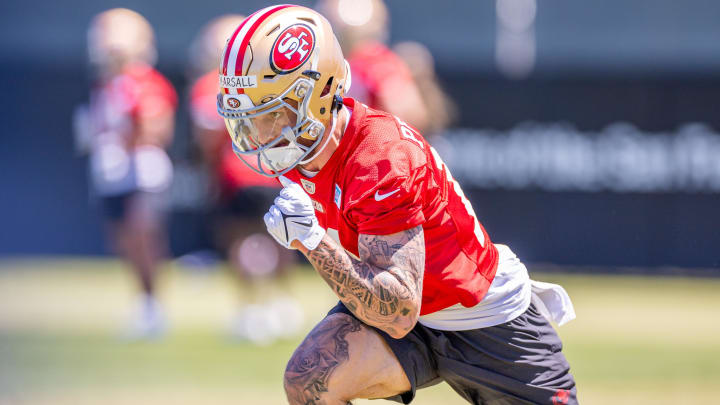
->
xmin=217 ymin=5 xmax=577 ymax=404
xmin=187 ymin=15 xmax=302 ymax=342
xmin=316 ymin=0 xmax=430 ymax=134
xmin=393 ymin=41 xmax=458 ymax=137
xmin=74 ymin=9 xmax=177 ymax=339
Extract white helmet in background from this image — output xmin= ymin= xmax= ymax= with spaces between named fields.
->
xmin=88 ymin=8 xmax=157 ymax=76
xmin=315 ymin=0 xmax=389 ymax=54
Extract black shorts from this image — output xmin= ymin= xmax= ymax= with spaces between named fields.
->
xmin=327 ymin=294 xmax=578 ymax=405
xmin=100 ymin=191 xmax=166 ymax=223
xmin=100 ymin=193 xmax=132 ymax=222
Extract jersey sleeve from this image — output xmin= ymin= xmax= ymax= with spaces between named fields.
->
xmin=131 ymin=71 xmax=178 ymax=120
xmin=190 ymin=73 xmax=225 ymax=131
xmin=346 ymin=140 xmax=428 ymax=235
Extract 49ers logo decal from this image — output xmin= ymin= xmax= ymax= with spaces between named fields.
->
xmin=270 ymin=24 xmax=315 ymax=74
xmin=226 ymin=97 xmax=241 ymax=109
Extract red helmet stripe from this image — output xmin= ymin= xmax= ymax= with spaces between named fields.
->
xmin=233 ymin=4 xmax=294 ymax=76
xmin=219 ymin=12 xmax=256 ymax=95
xmin=221 ymin=9 xmax=261 ymax=76
xmin=220 ymin=5 xmax=294 ymax=94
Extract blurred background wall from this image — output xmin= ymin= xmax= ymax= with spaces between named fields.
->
xmin=0 ymin=0 xmax=718 ymax=269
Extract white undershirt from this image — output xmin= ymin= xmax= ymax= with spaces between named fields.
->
xmin=418 ymin=244 xmax=532 ymax=331
xmin=298 ymin=167 xmax=318 ymax=178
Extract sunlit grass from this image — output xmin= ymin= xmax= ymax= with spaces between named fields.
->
xmin=1 ymin=259 xmax=719 ymax=405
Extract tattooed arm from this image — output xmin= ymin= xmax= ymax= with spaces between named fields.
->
xmin=295 ymin=225 xmax=425 ymax=339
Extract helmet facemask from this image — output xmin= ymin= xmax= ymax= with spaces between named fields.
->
xmin=218 ymin=77 xmax=327 ymax=177
xmin=216 ymin=5 xmax=349 ymax=177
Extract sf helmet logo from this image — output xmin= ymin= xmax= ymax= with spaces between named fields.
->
xmin=270 ymin=24 xmax=315 ymax=74
xmin=226 ymin=97 xmax=241 ymax=109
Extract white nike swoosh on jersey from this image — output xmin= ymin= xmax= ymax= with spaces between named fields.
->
xmin=374 ymin=189 xmax=401 ymax=201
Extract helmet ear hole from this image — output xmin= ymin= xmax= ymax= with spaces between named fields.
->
xmin=320 ymin=76 xmax=334 ymax=97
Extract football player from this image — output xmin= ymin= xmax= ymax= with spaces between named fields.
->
xmin=187 ymin=15 xmax=302 ymax=343
xmin=217 ymin=5 xmax=577 ymax=404
xmin=392 ymin=40 xmax=458 ymax=139
xmin=75 ymin=8 xmax=177 ymax=338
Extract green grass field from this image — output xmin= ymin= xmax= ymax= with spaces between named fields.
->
xmin=1 ymin=259 xmax=719 ymax=405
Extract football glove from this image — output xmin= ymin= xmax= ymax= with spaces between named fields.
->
xmin=264 ymin=176 xmax=325 ymax=250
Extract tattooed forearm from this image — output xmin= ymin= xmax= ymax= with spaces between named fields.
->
xmin=304 ymin=226 xmax=425 ymax=338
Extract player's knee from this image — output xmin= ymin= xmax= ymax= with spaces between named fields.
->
xmin=282 ymin=373 xmax=302 ymax=405
xmin=283 ymin=350 xmax=351 ymax=405
xmin=283 ymin=314 xmax=361 ymax=404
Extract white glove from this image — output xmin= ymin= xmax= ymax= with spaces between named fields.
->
xmin=264 ymin=176 xmax=325 ymax=250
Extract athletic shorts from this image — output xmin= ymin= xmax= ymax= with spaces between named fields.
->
xmin=100 ymin=191 xmax=166 ymax=223
xmin=327 ymin=293 xmax=578 ymax=404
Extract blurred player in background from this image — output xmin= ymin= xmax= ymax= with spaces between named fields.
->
xmin=187 ymin=15 xmax=302 ymax=343
xmin=392 ymin=40 xmax=458 ymax=161
xmin=320 ymin=0 xmax=458 ymax=164
xmin=74 ymin=8 xmax=177 ymax=339
xmin=316 ymin=0 xmax=430 ymax=133
xmin=392 ymin=41 xmax=457 ymax=140
xmin=217 ymin=4 xmax=576 ymax=404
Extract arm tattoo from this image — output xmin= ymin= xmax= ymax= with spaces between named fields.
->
xmin=304 ymin=225 xmax=425 ymax=336
xmin=284 ymin=316 xmax=361 ymax=404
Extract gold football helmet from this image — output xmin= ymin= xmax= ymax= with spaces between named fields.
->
xmin=217 ymin=5 xmax=351 ymax=177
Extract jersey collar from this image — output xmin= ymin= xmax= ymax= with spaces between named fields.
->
xmin=294 ymin=97 xmax=364 ymax=182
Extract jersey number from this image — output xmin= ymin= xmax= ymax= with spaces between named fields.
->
xmin=430 ymin=143 xmax=486 ymax=247
xmin=397 ymin=117 xmax=485 ymax=247
xmin=395 ymin=117 xmax=424 ymax=149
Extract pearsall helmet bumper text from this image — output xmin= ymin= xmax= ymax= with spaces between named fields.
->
xmin=217 ymin=77 xmax=326 ymax=177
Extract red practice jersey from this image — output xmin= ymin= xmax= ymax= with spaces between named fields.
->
xmin=91 ymin=63 xmax=177 ymax=141
xmin=189 ymin=71 xmax=279 ymax=193
xmin=346 ymin=41 xmax=416 ymax=111
xmin=283 ymin=98 xmax=499 ymax=315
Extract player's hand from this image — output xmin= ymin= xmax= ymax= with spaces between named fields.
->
xmin=263 ymin=176 xmax=325 ymax=250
